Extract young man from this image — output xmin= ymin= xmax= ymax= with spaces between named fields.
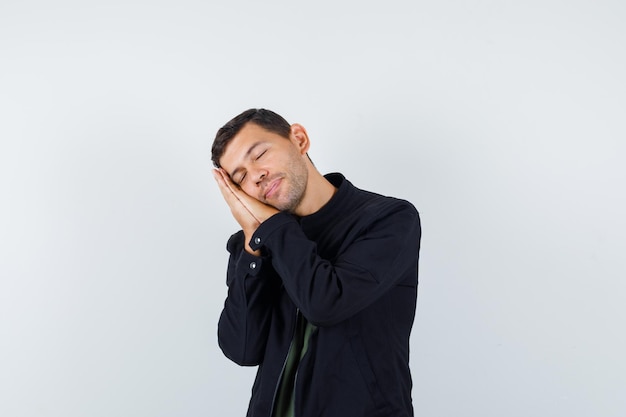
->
xmin=212 ymin=109 xmax=421 ymax=417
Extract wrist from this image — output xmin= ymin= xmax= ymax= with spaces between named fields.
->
xmin=244 ymin=242 xmax=261 ymax=256
xmin=243 ymin=229 xmax=261 ymax=256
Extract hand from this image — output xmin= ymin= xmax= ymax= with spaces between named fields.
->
xmin=213 ymin=169 xmax=279 ymax=254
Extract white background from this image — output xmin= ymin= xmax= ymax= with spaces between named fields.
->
xmin=1 ymin=1 xmax=625 ymax=416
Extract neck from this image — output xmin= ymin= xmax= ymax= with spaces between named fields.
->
xmin=292 ymin=169 xmax=337 ymax=217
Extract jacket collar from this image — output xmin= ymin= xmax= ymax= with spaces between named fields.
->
xmin=299 ymin=172 xmax=355 ymax=234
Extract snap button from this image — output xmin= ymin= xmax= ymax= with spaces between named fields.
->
xmin=254 ymin=237 xmax=261 ymax=245
xmin=249 ymin=262 xmax=257 ymax=270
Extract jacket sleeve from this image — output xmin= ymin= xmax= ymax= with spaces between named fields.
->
xmin=217 ymin=230 xmax=281 ymax=366
xmin=248 ymin=201 xmax=421 ymax=327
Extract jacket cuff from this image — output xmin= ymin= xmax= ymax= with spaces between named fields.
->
xmin=237 ymin=250 xmax=264 ymax=277
xmin=249 ymin=212 xmax=298 ymax=252
xmin=227 ymin=230 xmax=265 ymax=277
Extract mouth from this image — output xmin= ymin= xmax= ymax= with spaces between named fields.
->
xmin=264 ymin=178 xmax=282 ymax=200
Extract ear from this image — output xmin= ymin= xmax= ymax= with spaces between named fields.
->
xmin=289 ymin=123 xmax=311 ymax=155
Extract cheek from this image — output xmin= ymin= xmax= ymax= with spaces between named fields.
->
xmin=240 ymin=184 xmax=258 ymax=199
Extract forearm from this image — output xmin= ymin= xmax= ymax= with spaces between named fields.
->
xmin=248 ymin=206 xmax=421 ymax=327
xmin=217 ymin=232 xmax=280 ymax=365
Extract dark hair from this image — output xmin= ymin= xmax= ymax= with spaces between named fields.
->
xmin=211 ymin=108 xmax=291 ymax=168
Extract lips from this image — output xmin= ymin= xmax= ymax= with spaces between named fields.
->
xmin=264 ymin=178 xmax=282 ymax=200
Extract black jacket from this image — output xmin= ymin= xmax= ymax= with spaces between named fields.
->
xmin=218 ymin=173 xmax=421 ymax=417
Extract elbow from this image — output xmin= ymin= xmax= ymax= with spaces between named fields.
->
xmin=301 ymin=303 xmax=348 ymax=327
xmin=217 ymin=330 xmax=262 ymax=367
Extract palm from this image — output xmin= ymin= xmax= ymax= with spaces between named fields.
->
xmin=213 ymin=169 xmax=279 ymax=252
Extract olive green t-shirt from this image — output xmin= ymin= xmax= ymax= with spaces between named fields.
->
xmin=272 ymin=314 xmax=317 ymax=417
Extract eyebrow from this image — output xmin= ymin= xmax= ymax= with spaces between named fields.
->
xmin=229 ymin=141 xmax=265 ymax=180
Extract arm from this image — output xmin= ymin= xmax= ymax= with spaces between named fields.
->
xmin=213 ymin=169 xmax=282 ymax=365
xmin=248 ymin=202 xmax=421 ymax=327
xmin=217 ymin=231 xmax=281 ymax=366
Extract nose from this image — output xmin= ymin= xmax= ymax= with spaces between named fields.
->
xmin=254 ymin=170 xmax=267 ymax=186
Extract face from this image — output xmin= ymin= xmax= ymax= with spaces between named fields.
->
xmin=219 ymin=122 xmax=310 ymax=212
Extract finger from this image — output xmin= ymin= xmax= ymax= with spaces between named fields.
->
xmin=213 ymin=169 xmax=249 ymax=213
xmin=215 ymin=169 xmax=242 ymax=201
xmin=216 ymin=169 xmax=253 ymax=208
xmin=217 ymin=169 xmax=266 ymax=222
xmin=213 ymin=169 xmax=237 ymax=201
xmin=213 ymin=169 xmax=261 ymax=223
xmin=218 ymin=168 xmax=246 ymax=196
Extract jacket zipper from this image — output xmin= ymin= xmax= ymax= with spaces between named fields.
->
xmin=269 ymin=308 xmax=300 ymax=417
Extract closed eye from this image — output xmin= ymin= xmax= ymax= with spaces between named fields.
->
xmin=235 ymin=148 xmax=265 ymax=185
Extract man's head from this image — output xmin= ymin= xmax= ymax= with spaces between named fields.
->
xmin=212 ymin=108 xmax=313 ymax=212
xmin=211 ymin=108 xmax=291 ymax=169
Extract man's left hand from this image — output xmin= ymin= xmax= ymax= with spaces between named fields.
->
xmin=213 ymin=169 xmax=279 ymax=250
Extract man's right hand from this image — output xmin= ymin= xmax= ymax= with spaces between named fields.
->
xmin=213 ymin=168 xmax=279 ymax=255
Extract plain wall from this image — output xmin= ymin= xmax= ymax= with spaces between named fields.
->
xmin=1 ymin=1 xmax=624 ymax=416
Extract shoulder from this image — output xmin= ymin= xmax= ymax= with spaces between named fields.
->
xmin=352 ymin=183 xmax=419 ymax=218
xmin=325 ymin=172 xmax=420 ymax=227
xmin=349 ymin=185 xmax=420 ymax=232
